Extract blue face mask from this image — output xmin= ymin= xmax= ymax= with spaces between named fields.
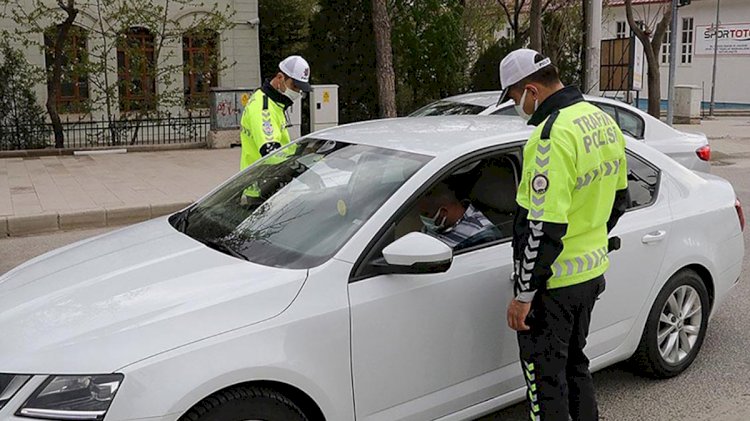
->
xmin=420 ymin=209 xmax=447 ymax=232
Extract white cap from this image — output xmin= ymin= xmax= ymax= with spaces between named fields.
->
xmin=279 ymin=55 xmax=311 ymax=92
xmin=498 ymin=49 xmax=552 ymax=103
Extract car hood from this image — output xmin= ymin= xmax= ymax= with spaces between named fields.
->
xmin=0 ymin=218 xmax=307 ymax=374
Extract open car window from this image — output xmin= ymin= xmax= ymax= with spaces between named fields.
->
xmin=393 ymin=154 xmax=519 ymax=251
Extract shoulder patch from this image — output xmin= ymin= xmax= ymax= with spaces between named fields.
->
xmin=532 ymin=174 xmax=549 ymax=194
xmin=262 ymin=120 xmax=274 ymax=135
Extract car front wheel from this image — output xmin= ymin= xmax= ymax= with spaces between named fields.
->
xmin=179 ymin=386 xmax=308 ymax=421
xmin=631 ymin=268 xmax=710 ymax=378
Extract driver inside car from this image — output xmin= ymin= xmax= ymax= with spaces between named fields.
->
xmin=417 ymin=182 xmax=502 ymax=251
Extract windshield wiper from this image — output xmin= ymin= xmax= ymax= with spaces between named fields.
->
xmin=200 ymin=238 xmax=249 ymax=261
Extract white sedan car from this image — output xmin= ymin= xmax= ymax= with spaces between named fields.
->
xmin=410 ymin=92 xmax=712 ymax=173
xmin=0 ymin=117 xmax=744 ymax=421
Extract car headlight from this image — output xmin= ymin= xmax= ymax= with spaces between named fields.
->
xmin=16 ymin=374 xmax=123 ymax=420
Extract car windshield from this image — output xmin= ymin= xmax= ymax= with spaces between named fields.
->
xmin=171 ymin=138 xmax=431 ymax=269
xmin=409 ymin=100 xmax=487 ymax=116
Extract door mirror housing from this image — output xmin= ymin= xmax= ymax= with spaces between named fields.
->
xmin=376 ymin=232 xmax=453 ymax=275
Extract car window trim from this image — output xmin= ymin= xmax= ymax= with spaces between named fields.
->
xmin=607 ymin=102 xmax=646 ymax=140
xmin=348 ymin=141 xmax=526 ymax=283
xmin=624 ymin=150 xmax=662 ymax=212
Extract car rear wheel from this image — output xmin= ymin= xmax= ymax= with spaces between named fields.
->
xmin=180 ymin=386 xmax=308 ymax=421
xmin=630 ymin=269 xmax=710 ymax=378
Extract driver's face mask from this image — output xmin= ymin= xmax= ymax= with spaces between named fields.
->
xmin=420 ymin=208 xmax=447 ymax=232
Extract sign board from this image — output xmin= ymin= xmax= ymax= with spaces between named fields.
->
xmin=600 ymin=37 xmax=643 ymax=92
xmin=632 ymin=36 xmax=645 ymax=91
xmin=210 ymin=88 xmax=257 ymax=130
xmin=696 ymin=23 xmax=750 ymax=56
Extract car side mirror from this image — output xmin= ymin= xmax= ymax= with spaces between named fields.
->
xmin=375 ymin=232 xmax=453 ymax=275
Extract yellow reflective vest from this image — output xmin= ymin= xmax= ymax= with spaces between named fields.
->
xmin=517 ymin=100 xmax=628 ymax=289
xmin=239 ymin=82 xmax=292 ymax=171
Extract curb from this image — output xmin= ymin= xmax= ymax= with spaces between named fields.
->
xmin=2 ymin=201 xmax=193 ymax=238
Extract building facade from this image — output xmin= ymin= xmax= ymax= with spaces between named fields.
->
xmin=602 ymin=0 xmax=750 ymax=108
xmin=3 ymin=0 xmax=261 ymax=120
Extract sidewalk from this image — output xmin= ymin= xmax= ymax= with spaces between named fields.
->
xmin=2 ymin=117 xmax=748 ymax=237
xmin=676 ymin=116 xmax=750 ymax=139
xmin=0 ymin=148 xmax=240 ymax=237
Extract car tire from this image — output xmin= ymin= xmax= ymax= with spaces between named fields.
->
xmin=630 ymin=268 xmax=710 ymax=379
xmin=179 ymin=386 xmax=308 ymax=421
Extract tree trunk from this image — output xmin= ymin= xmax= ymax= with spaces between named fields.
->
xmin=47 ymin=1 xmax=78 ymax=148
xmin=625 ymin=0 xmax=670 ymax=118
xmin=646 ymin=59 xmax=661 ymax=117
xmin=529 ymin=0 xmax=542 ymax=51
xmin=372 ymin=0 xmax=397 ymax=118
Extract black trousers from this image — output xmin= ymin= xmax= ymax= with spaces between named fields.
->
xmin=517 ymin=276 xmax=606 ymax=421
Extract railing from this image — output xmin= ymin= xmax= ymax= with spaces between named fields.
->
xmin=0 ymin=114 xmax=210 ymax=151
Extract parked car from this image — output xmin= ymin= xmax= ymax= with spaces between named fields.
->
xmin=410 ymin=92 xmax=712 ymax=173
xmin=0 ymin=117 xmax=743 ymax=421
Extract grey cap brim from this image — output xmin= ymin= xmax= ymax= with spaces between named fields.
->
xmin=294 ymin=79 xmax=312 ymax=93
xmin=497 ymin=87 xmax=510 ymax=106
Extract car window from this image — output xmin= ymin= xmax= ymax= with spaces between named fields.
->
xmin=626 ymin=152 xmax=659 ymax=210
xmin=392 ymin=154 xmax=519 ymax=252
xmin=593 ymin=101 xmax=645 ymax=139
xmin=409 ymin=100 xmax=487 ymax=117
xmin=172 ymin=139 xmax=431 ymax=269
xmin=491 ymin=105 xmax=519 ymax=117
xmin=617 ymin=108 xmax=645 ymax=139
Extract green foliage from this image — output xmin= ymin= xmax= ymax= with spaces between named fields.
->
xmin=542 ymin=2 xmax=584 ymax=88
xmin=469 ymin=38 xmax=515 ymax=92
xmin=391 ymin=0 xmax=469 ymax=115
xmin=307 ymin=0 xmax=379 ymax=124
xmin=258 ymin=0 xmax=314 ymax=80
xmin=470 ymin=2 xmax=585 ymax=93
xmin=0 ymin=43 xmax=50 ymax=150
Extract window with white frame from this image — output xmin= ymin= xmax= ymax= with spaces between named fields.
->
xmin=681 ymin=17 xmax=694 ymax=64
xmin=616 ymin=21 xmax=627 ymax=38
xmin=661 ymin=25 xmax=670 ymax=64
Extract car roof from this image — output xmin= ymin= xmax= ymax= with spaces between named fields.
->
xmin=442 ymin=90 xmax=637 ymax=111
xmin=311 ymin=116 xmax=533 ymax=157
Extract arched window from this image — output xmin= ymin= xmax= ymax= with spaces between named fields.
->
xmin=44 ymin=25 xmax=89 ymax=113
xmin=117 ymin=27 xmax=156 ymax=112
xmin=183 ymin=29 xmax=219 ymax=109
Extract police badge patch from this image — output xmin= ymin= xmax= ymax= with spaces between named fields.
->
xmin=532 ymin=174 xmax=549 ymax=194
xmin=262 ymin=120 xmax=273 ymax=136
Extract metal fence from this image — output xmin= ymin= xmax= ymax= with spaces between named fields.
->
xmin=0 ymin=114 xmax=210 ymax=151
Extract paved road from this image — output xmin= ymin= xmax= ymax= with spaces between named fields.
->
xmin=1 ymin=141 xmax=749 ymax=420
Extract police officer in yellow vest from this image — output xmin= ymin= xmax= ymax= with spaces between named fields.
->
xmin=501 ymin=49 xmax=629 ymax=421
xmin=240 ymin=55 xmax=311 ymax=171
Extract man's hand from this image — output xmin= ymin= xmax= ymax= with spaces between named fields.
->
xmin=507 ymin=299 xmax=532 ymax=331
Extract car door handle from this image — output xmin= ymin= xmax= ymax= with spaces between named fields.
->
xmin=642 ymin=230 xmax=667 ymax=244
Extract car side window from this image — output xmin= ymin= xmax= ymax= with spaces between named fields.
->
xmin=617 ymin=108 xmax=645 ymax=139
xmin=593 ymin=101 xmax=645 ymax=139
xmin=626 ymin=152 xmax=659 ymax=210
xmin=392 ymin=155 xmax=519 ymax=252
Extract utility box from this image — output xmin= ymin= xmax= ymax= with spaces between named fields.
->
xmin=208 ymin=87 xmax=256 ymax=149
xmin=310 ymin=84 xmax=339 ymax=132
xmin=674 ymin=85 xmax=702 ymax=125
xmin=287 ymin=96 xmax=303 ymax=140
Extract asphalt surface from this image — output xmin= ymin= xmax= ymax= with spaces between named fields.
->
xmin=1 ymin=138 xmax=749 ymax=420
